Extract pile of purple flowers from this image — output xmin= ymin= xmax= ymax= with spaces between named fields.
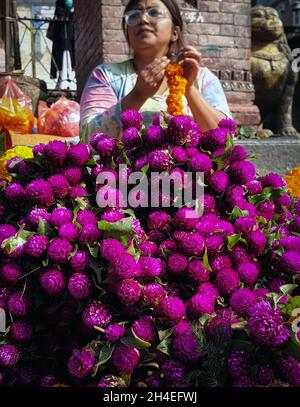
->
xmin=0 ymin=110 xmax=299 ymax=387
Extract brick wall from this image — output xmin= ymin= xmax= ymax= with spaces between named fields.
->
xmin=74 ymin=0 xmax=260 ymax=128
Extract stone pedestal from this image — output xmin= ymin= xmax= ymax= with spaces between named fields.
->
xmin=74 ymin=0 xmax=260 ymax=130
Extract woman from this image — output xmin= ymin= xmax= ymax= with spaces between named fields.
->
xmin=50 ymin=0 xmax=76 ymax=90
xmin=80 ymin=0 xmax=232 ymax=143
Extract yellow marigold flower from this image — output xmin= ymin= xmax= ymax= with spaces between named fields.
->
xmin=285 ymin=166 xmax=300 ymax=197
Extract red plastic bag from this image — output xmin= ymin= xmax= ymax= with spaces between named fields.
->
xmin=0 ymin=76 xmax=34 ymax=134
xmin=38 ymin=96 xmax=80 ymax=138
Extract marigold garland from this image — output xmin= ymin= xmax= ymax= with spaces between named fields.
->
xmin=284 ymin=167 xmax=300 ymax=198
xmin=165 ymin=63 xmax=187 ymax=116
xmin=0 ymin=146 xmax=33 ymax=180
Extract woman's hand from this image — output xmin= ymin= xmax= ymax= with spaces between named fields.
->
xmin=177 ymin=46 xmax=202 ymax=91
xmin=133 ymin=56 xmax=170 ymax=99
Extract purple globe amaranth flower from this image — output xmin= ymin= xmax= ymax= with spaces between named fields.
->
xmin=148 ymin=149 xmax=174 ymax=172
xmin=48 ymin=238 xmax=72 ymax=264
xmin=226 ymin=185 xmax=245 ymax=207
xmin=289 ymin=216 xmax=300 ymax=234
xmin=137 ymin=256 xmax=164 ymax=278
xmin=234 ymin=216 xmax=256 ymax=236
xmin=134 ymin=155 xmax=148 ymax=171
xmin=168 ymin=115 xmax=201 ymax=147
xmin=112 ymin=344 xmax=140 ymax=372
xmin=100 ymin=210 xmax=125 ymax=223
xmin=278 ymin=250 xmax=300 ymax=275
xmin=100 ymin=238 xmax=125 ymax=261
xmin=132 ymin=315 xmax=156 ymax=343
xmin=230 ymin=145 xmax=247 ymax=162
xmin=138 ymin=241 xmax=159 ymax=257
xmin=159 ymin=239 xmax=177 ymax=257
xmin=173 ymin=207 xmax=199 ymax=231
xmin=0 ymin=344 xmax=21 ymax=367
xmin=173 ymin=321 xmax=191 ymax=337
xmin=210 ymin=254 xmax=232 ymax=273
xmin=67 ymin=143 xmax=90 ymax=167
xmin=281 ymin=356 xmax=300 ymax=387
xmin=148 ymin=210 xmax=171 ymax=231
xmin=162 ymin=360 xmax=186 ymax=385
xmin=218 ymin=117 xmax=237 ymax=132
xmin=209 ymin=171 xmax=229 ymax=194
xmin=237 ymin=262 xmax=259 ymax=287
xmin=203 ymin=194 xmax=217 ymax=214
xmin=201 ymin=127 xmax=227 ymax=152
xmin=189 ymin=153 xmax=213 ymax=173
xmin=230 ymin=288 xmax=257 ymax=317
xmin=4 ymin=183 xmax=26 ymax=206
xmin=142 ymin=283 xmax=166 ymax=307
xmin=43 ymin=140 xmax=68 ymax=168
xmin=261 ymin=172 xmax=287 ymax=188
xmin=8 ymin=292 xmax=30 ymax=317
xmin=27 ymin=208 xmax=50 ymax=229
xmin=248 ymin=301 xmax=290 ymax=347
xmin=121 ymin=109 xmax=143 ymax=130
xmin=256 ymin=200 xmax=276 ymax=221
xmin=26 ymin=179 xmax=54 ymax=207
xmin=246 ymin=179 xmax=263 ymax=195
xmin=248 ymin=229 xmax=267 ymax=256
xmin=198 ymin=282 xmax=220 ymax=299
xmin=68 ymin=348 xmax=95 ymax=379
xmin=90 ymin=132 xmax=107 ymax=150
xmin=82 ymin=301 xmax=111 ymax=329
xmin=268 ymin=277 xmax=287 ymax=293
xmin=19 ymin=366 xmax=37 ymax=385
xmin=70 ymin=249 xmax=90 ymax=273
xmin=277 ymin=193 xmax=291 ymax=208
xmin=257 ymin=365 xmax=275 ymax=386
xmin=228 ymin=160 xmax=256 ymax=185
xmin=70 ymin=185 xmax=87 ymax=199
xmin=187 ymin=260 xmax=210 ymax=285
xmin=167 ymin=252 xmax=188 ymax=275
xmin=227 ymin=350 xmax=249 ymax=379
xmin=10 ymin=320 xmax=33 ymax=342
xmin=40 ymin=375 xmax=58 ymax=387
xmin=175 ymin=231 xmax=205 ymax=256
xmin=0 ymin=262 xmax=22 ymax=285
xmin=294 ymin=198 xmax=300 ymax=216
xmin=39 ymin=269 xmax=66 ymax=296
xmin=280 ymin=236 xmax=300 ymax=253
xmin=50 ymin=207 xmax=73 ymax=228
xmin=121 ymin=127 xmax=141 ymax=148
xmin=205 ymin=235 xmax=224 ymax=256
xmin=68 ymin=273 xmax=92 ymax=300
xmin=116 ymin=279 xmax=142 ymax=305
xmin=97 ymin=374 xmax=127 ymax=387
xmin=78 ymin=223 xmax=101 ymax=246
xmin=33 ymin=143 xmax=46 ymax=157
xmin=206 ymin=309 xmax=237 ymax=341
xmin=48 ymin=174 xmax=70 ymax=199
xmin=229 ymin=244 xmax=250 ymax=266
xmin=171 ymin=146 xmax=187 ymax=163
xmin=215 ymin=268 xmax=240 ymax=295
xmin=105 ymin=324 xmax=126 ymax=342
xmin=187 ymin=292 xmax=216 ymax=318
xmin=145 ymin=125 xmax=165 ymax=147
xmin=63 ymin=166 xmax=84 ymax=185
xmin=156 ymin=296 xmax=185 ymax=326
xmin=111 ymin=252 xmax=138 ymax=279
xmin=172 ymin=331 xmax=201 ymax=365
xmin=58 ymin=222 xmax=78 ymax=242
xmin=215 ymin=220 xmax=235 ymax=238
xmin=195 ymin=214 xmax=219 ymax=236
xmin=24 ymin=235 xmax=49 ymax=258
xmin=95 ymin=135 xmax=118 ymax=161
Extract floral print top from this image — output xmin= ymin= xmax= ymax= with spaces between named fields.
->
xmin=80 ymin=59 xmax=232 ymax=144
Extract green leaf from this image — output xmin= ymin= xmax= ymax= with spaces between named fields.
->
xmin=248 ymin=187 xmax=287 ymax=206
xmin=42 ymin=258 xmax=49 ymax=267
xmin=92 ymin=343 xmax=116 ymax=376
xmin=121 ymin=334 xmax=151 ymax=349
xmin=1 ymin=226 xmax=35 ymax=254
xmin=156 ymin=338 xmax=172 ymax=356
xmin=37 ymin=218 xmax=51 ymax=236
xmin=202 ymin=248 xmax=212 ymax=271
xmin=158 ymin=327 xmax=173 ymax=342
xmin=229 ymin=206 xmax=249 ymax=222
xmin=87 ymin=244 xmax=99 ymax=259
xmin=226 ymin=234 xmax=242 ymax=250
xmin=281 ymin=296 xmax=300 ymax=318
xmin=141 ymin=164 xmax=149 ymax=175
xmin=98 ymin=217 xmax=134 ymax=247
xmin=85 ymin=158 xmax=97 ymax=167
xmin=283 ymin=337 xmax=300 ymax=362
xmin=280 ymin=284 xmax=298 ymax=296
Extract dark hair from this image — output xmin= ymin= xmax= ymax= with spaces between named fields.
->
xmin=122 ymin=0 xmax=185 ymax=57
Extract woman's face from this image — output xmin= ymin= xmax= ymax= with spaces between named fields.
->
xmin=125 ymin=0 xmax=177 ymax=55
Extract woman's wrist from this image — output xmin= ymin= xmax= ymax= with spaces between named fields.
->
xmin=185 ymin=84 xmax=198 ymax=99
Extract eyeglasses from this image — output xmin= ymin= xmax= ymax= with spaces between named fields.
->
xmin=123 ymin=7 xmax=169 ymax=26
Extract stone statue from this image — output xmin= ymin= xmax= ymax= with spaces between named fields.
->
xmin=251 ymin=6 xmax=299 ymax=138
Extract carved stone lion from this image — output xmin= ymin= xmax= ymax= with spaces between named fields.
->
xmin=251 ymin=6 xmax=299 ymax=138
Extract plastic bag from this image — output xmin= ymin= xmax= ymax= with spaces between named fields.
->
xmin=38 ymin=96 xmax=80 ymax=138
xmin=0 ymin=76 xmax=34 ymax=134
